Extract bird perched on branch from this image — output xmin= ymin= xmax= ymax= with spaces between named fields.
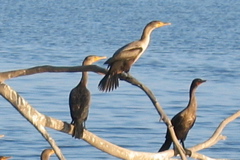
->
xmin=159 ymin=78 xmax=206 ymax=153
xmin=69 ymin=55 xmax=107 ymax=139
xmin=98 ymin=20 xmax=171 ymax=92
xmin=41 ymin=149 xmax=55 ymax=160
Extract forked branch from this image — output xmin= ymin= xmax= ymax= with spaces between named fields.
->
xmin=0 ymin=65 xmax=238 ymax=160
xmin=0 ymin=65 xmax=186 ymax=159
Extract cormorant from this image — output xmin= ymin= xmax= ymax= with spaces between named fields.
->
xmin=98 ymin=21 xmax=171 ymax=92
xmin=159 ymin=78 xmax=206 ymax=152
xmin=69 ymin=55 xmax=107 ymax=139
xmin=41 ymin=149 xmax=54 ymax=160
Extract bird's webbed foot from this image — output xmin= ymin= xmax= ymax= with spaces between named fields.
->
xmin=180 ymin=141 xmax=192 ymax=156
xmin=125 ymin=72 xmax=130 ymax=77
xmin=119 ymin=72 xmax=131 ymax=81
xmin=173 ymin=144 xmax=192 ymax=157
xmin=123 ymin=72 xmax=130 ymax=78
xmin=184 ymin=148 xmax=192 ymax=157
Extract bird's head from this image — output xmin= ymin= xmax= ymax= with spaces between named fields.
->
xmin=41 ymin=149 xmax=55 ymax=160
xmin=148 ymin=21 xmax=171 ymax=28
xmin=192 ymin=78 xmax=206 ymax=88
xmin=48 ymin=149 xmax=55 ymax=156
xmin=83 ymin=55 xmax=107 ymax=65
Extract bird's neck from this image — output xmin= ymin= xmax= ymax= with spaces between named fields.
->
xmin=79 ymin=71 xmax=88 ymax=87
xmin=187 ymin=87 xmax=197 ymax=112
xmin=140 ymin=26 xmax=154 ymax=44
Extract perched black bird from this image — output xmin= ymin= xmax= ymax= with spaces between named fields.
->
xmin=159 ymin=78 xmax=206 ymax=152
xmin=98 ymin=21 xmax=171 ymax=92
xmin=69 ymin=55 xmax=106 ymax=139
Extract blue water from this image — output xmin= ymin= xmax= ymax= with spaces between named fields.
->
xmin=0 ymin=0 xmax=240 ymax=159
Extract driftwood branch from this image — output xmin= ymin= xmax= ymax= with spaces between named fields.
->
xmin=190 ymin=111 xmax=240 ymax=152
xmin=1 ymin=80 xmax=237 ymax=160
xmin=0 ymin=82 xmax=66 ymax=160
xmin=190 ymin=152 xmax=218 ymax=160
xmin=0 ymin=65 xmax=107 ymax=82
xmin=0 ymin=65 xmax=238 ymax=160
xmin=0 ymin=81 xmax=173 ymax=160
xmin=119 ymin=74 xmax=187 ymax=159
xmin=0 ymin=65 xmax=186 ymax=159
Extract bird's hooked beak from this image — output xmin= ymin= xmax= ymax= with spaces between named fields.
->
xmin=92 ymin=56 xmax=107 ymax=75
xmin=164 ymin=22 xmax=171 ymax=26
xmin=94 ymin=56 xmax=107 ymax=62
xmin=198 ymin=79 xmax=207 ymax=85
xmin=158 ymin=22 xmax=171 ymax=27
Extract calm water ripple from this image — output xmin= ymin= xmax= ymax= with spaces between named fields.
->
xmin=0 ymin=0 xmax=240 ymax=159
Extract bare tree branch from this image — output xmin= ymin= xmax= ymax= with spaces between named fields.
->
xmin=0 ymin=65 xmax=238 ymax=160
xmin=190 ymin=152 xmax=219 ymax=160
xmin=0 ymin=82 xmax=66 ymax=160
xmin=0 ymin=80 xmax=238 ymax=160
xmin=0 ymin=64 xmax=187 ymax=159
xmin=0 ymin=81 xmax=176 ymax=159
xmin=190 ymin=111 xmax=240 ymax=152
xmin=0 ymin=65 xmax=107 ymax=82
xmin=119 ymin=74 xmax=187 ymax=159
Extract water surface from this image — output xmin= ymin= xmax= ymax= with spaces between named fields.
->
xmin=0 ymin=0 xmax=240 ymax=159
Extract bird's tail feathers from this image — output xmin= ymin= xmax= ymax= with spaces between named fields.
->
xmin=158 ymin=138 xmax=172 ymax=152
xmin=72 ymin=120 xmax=84 ymax=139
xmin=98 ymin=73 xmax=119 ymax=92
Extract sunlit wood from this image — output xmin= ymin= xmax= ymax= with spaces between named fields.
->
xmin=0 ymin=65 xmax=107 ymax=82
xmin=0 ymin=83 xmax=66 ymax=160
xmin=0 ymin=65 xmax=238 ymax=160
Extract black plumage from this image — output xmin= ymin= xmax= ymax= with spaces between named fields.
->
xmin=159 ymin=78 xmax=206 ymax=152
xmin=69 ymin=55 xmax=106 ymax=139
